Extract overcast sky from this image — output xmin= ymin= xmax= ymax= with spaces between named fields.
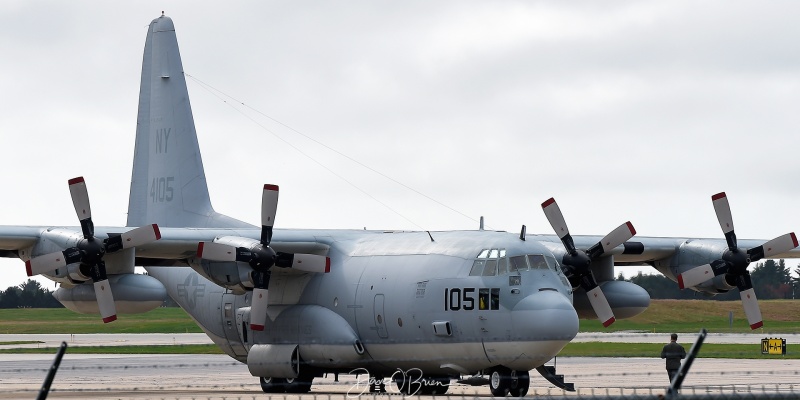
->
xmin=2 ymin=1 xmax=800 ymax=290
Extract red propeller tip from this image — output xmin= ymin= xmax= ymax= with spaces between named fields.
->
xmin=541 ymin=198 xmax=556 ymax=208
xmin=251 ymin=324 xmax=265 ymax=331
xmin=103 ymin=315 xmax=118 ymax=323
xmin=264 ymin=184 xmax=279 ymax=191
xmin=791 ymin=232 xmax=798 ymax=248
xmin=711 ymin=192 xmax=726 ymax=200
xmin=750 ymin=321 xmax=763 ymax=330
xmin=68 ymin=177 xmax=85 ymax=185
xmin=677 ymin=275 xmax=685 ymax=290
xmin=602 ymin=317 xmax=616 ymax=328
xmin=196 ymin=242 xmax=205 ymax=257
xmin=626 ymin=221 xmax=636 ymax=236
xmin=25 ymin=260 xmax=33 ymax=277
xmin=152 ymin=224 xmax=162 ymax=240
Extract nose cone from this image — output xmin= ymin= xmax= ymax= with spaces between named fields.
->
xmin=512 ymin=290 xmax=579 ymax=342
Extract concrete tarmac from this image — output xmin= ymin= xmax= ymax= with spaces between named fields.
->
xmin=3 ymin=331 xmax=797 ymax=349
xmin=2 ymin=333 xmax=799 ymax=399
xmin=1 ymin=353 xmax=798 ymax=399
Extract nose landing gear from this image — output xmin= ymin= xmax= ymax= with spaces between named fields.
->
xmin=488 ymin=366 xmax=530 ymax=397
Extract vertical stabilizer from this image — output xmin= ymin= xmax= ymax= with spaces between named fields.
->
xmin=127 ymin=15 xmax=249 ymax=229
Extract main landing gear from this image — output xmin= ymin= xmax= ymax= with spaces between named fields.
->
xmin=259 ymin=372 xmax=314 ymax=393
xmin=488 ymin=366 xmax=530 ymax=397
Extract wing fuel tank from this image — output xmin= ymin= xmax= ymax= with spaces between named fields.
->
xmin=53 ymin=274 xmax=166 ymax=314
xmin=572 ymin=280 xmax=650 ymax=320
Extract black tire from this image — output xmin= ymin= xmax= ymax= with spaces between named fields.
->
xmin=284 ymin=376 xmax=313 ymax=393
xmin=489 ymin=367 xmax=512 ymax=397
xmin=509 ymin=371 xmax=530 ymax=397
xmin=260 ymin=377 xmax=287 ymax=393
xmin=394 ymin=375 xmax=419 ymax=395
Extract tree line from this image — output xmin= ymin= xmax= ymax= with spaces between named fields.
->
xmin=618 ymin=259 xmax=800 ymax=300
xmin=0 ymin=279 xmax=63 ymax=308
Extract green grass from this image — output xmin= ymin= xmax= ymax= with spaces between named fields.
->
xmin=560 ymin=342 xmax=798 ymax=359
xmin=579 ymin=299 xmax=800 ymax=333
xmin=0 ymin=341 xmax=42 ymax=345
xmin=0 ymin=307 xmax=202 ymax=334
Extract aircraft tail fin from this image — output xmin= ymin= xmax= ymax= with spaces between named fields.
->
xmin=127 ymin=15 xmax=249 ymax=229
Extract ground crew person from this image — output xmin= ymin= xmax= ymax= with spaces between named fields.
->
xmin=661 ymin=333 xmax=686 ymax=382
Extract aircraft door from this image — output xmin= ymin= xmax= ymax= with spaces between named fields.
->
xmin=373 ymin=294 xmax=389 ymax=338
xmin=222 ymin=293 xmax=247 ymax=357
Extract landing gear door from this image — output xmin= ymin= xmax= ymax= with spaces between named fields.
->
xmin=222 ymin=293 xmax=247 ymax=357
xmin=236 ymin=305 xmax=252 ymax=350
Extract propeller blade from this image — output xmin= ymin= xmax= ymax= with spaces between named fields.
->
xmin=739 ymin=288 xmax=763 ymax=330
xmin=68 ymin=177 xmax=94 ymax=238
xmin=94 ymin=279 xmax=117 ymax=323
xmin=586 ymin=286 xmax=615 ymax=327
xmin=197 ymin=242 xmax=238 ymax=262
xmin=279 ymin=254 xmax=331 ymax=273
xmin=541 ymin=198 xmax=569 ymax=240
xmin=25 ymin=248 xmax=82 ymax=276
xmin=597 ymin=222 xmax=636 ymax=255
xmin=261 ymin=184 xmax=279 ymax=246
xmin=712 ymin=192 xmax=737 ymax=249
xmin=106 ymin=224 xmax=162 ymax=253
xmin=250 ymin=287 xmax=269 ymax=331
xmin=677 ymin=264 xmax=714 ymax=289
xmin=26 ymin=251 xmax=67 ymax=276
xmin=748 ymin=232 xmax=798 ymax=262
xmin=121 ymin=224 xmax=162 ymax=249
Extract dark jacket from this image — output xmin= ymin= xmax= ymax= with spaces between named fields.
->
xmin=661 ymin=341 xmax=686 ymax=370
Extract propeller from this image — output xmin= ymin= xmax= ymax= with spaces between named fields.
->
xmin=677 ymin=192 xmax=798 ymax=329
xmin=24 ymin=177 xmax=161 ymax=323
xmin=197 ymin=184 xmax=330 ymax=331
xmin=541 ymin=198 xmax=636 ymax=327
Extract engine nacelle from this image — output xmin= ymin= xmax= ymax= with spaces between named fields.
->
xmin=662 ymin=239 xmax=734 ymax=294
xmin=191 ymin=236 xmax=261 ymax=293
xmin=53 ymin=273 xmax=166 ymax=314
xmin=573 ymin=280 xmax=650 ymax=320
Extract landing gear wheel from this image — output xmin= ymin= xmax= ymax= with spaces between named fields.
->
xmin=424 ymin=377 xmax=450 ymax=395
xmin=284 ymin=375 xmax=313 ymax=393
xmin=489 ymin=367 xmax=512 ymax=397
xmin=260 ymin=377 xmax=287 ymax=393
xmin=509 ymin=371 xmax=530 ymax=397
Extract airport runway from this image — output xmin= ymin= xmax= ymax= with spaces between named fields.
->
xmin=1 ymin=353 xmax=799 ymax=399
xmin=3 ymin=331 xmax=797 ymax=348
xmin=2 ymin=333 xmax=798 ymax=399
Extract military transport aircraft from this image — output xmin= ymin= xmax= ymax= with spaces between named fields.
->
xmin=1 ymin=14 xmax=798 ymax=397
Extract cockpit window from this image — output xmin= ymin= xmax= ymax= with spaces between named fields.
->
xmin=470 ymin=248 xmax=506 ymax=276
xmin=482 ymin=259 xmax=498 ymax=276
xmin=469 ymin=259 xmax=486 ymax=276
xmin=508 ymin=255 xmax=528 ymax=272
xmin=498 ymin=256 xmax=508 ymax=274
xmin=527 ymin=254 xmax=548 ymax=270
xmin=544 ymin=255 xmax=560 ymax=272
